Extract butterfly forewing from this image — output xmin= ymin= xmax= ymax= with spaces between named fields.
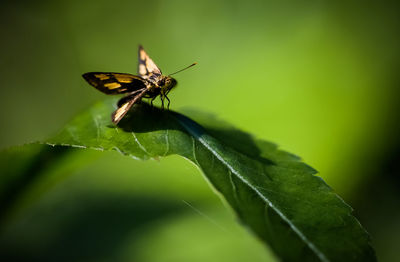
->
xmin=83 ymin=72 xmax=146 ymax=94
xmin=138 ymin=45 xmax=162 ymax=79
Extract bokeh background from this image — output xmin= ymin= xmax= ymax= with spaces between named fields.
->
xmin=1 ymin=0 xmax=399 ymax=261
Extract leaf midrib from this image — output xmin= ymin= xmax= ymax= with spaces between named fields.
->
xmin=174 ymin=113 xmax=329 ymax=262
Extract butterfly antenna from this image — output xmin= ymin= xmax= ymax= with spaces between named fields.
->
xmin=168 ymin=63 xmax=197 ymax=76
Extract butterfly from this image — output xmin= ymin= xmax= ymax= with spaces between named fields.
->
xmin=82 ymin=45 xmax=196 ymax=124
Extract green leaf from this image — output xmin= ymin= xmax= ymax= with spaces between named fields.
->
xmin=5 ymin=99 xmax=376 ymax=261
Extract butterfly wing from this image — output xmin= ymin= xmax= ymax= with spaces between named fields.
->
xmin=117 ymin=88 xmax=147 ymax=107
xmin=111 ymin=88 xmax=148 ymax=124
xmin=82 ymin=72 xmax=146 ymax=94
xmin=138 ymin=45 xmax=162 ymax=79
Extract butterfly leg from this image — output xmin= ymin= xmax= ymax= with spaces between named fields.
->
xmin=160 ymin=96 xmax=165 ymax=110
xmin=165 ymin=95 xmax=171 ymax=109
xmin=150 ymin=97 xmax=156 ymax=107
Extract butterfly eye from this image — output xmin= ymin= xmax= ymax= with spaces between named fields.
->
xmin=171 ymin=78 xmax=177 ymax=86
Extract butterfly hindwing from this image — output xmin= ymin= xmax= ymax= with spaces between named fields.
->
xmin=111 ymin=100 xmax=135 ymax=124
xmin=117 ymin=88 xmax=147 ymax=107
xmin=138 ymin=45 xmax=162 ymax=79
xmin=83 ymin=72 xmax=146 ymax=94
xmin=111 ymin=88 xmax=148 ymax=124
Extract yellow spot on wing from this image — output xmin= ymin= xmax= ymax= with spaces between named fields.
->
xmin=104 ymin=82 xmax=121 ymax=89
xmin=115 ymin=77 xmax=133 ymax=83
xmin=94 ymin=74 xmax=110 ymax=80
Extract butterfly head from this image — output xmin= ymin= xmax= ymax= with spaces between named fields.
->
xmin=160 ymin=76 xmax=177 ymax=94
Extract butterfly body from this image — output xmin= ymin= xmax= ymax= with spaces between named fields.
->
xmin=82 ymin=45 xmax=180 ymax=124
xmin=143 ymin=75 xmax=177 ymax=98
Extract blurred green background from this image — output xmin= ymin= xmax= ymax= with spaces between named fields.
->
xmin=1 ymin=0 xmax=399 ymax=261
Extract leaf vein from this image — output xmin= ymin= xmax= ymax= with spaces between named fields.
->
xmin=131 ymin=132 xmax=150 ymax=155
xmin=163 ymin=129 xmax=170 ymax=157
xmin=178 ymin=120 xmax=329 ymax=262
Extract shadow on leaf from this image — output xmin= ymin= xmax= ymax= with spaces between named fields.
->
xmin=117 ymin=102 xmax=274 ymax=165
